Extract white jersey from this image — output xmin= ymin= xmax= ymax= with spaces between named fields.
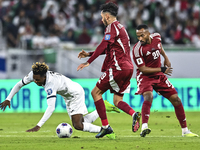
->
xmin=23 ymin=71 xmax=83 ymax=101
xmin=6 ymin=71 xmax=88 ymax=127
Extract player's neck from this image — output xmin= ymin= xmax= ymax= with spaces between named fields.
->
xmin=108 ymin=18 xmax=117 ymax=25
xmin=147 ymin=37 xmax=152 ymax=44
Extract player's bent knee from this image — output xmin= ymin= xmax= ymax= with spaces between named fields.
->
xmin=114 ymin=101 xmax=118 ymax=107
xmin=73 ymin=123 xmax=83 ymax=131
xmin=143 ymin=92 xmax=153 ymax=102
xmin=91 ymin=86 xmax=104 ymax=101
xmin=169 ymin=94 xmax=181 ymax=106
xmin=91 ymin=89 xmax=96 ymax=97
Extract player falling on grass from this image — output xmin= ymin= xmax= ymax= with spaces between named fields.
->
xmin=0 ymin=62 xmax=120 ymax=134
xmin=77 ymin=2 xmax=141 ymax=139
xmin=132 ymin=24 xmax=199 ymax=137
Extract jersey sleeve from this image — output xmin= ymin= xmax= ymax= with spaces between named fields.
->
xmin=37 ymin=96 xmax=56 ymax=127
xmin=87 ymin=23 xmax=117 ymax=64
xmin=132 ymin=42 xmax=145 ymax=68
xmin=22 ymin=71 xmax=34 ymax=85
xmin=6 ymin=72 xmax=33 ymax=101
xmin=44 ymin=80 xmax=57 ymax=100
xmin=87 ymin=39 xmax=107 ymax=64
xmin=6 ymin=80 xmax=24 ymax=101
xmin=151 ymin=33 xmax=161 ymax=42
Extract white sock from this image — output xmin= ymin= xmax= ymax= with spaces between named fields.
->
xmin=83 ymin=110 xmax=99 ymax=123
xmin=132 ymin=112 xmax=136 ymax=118
xmin=102 ymin=125 xmax=109 ymax=129
xmin=83 ymin=122 xmax=101 ymax=133
xmin=182 ymin=127 xmax=189 ymax=134
xmin=141 ymin=123 xmax=148 ymax=131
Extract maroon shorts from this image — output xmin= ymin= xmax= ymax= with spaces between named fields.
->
xmin=135 ymin=73 xmax=177 ymax=99
xmin=96 ymin=68 xmax=133 ymax=96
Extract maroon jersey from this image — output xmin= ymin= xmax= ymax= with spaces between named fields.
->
xmin=132 ymin=33 xmax=177 ymax=97
xmin=87 ymin=20 xmax=133 ymax=72
xmin=132 ymin=33 xmax=163 ymax=76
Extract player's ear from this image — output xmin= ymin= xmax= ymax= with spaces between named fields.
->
xmin=105 ymin=13 xmax=109 ymax=20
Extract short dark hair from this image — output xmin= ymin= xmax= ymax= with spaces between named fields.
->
xmin=32 ymin=62 xmax=49 ymax=76
xmin=100 ymin=2 xmax=118 ymax=17
xmin=136 ymin=24 xmax=148 ymax=30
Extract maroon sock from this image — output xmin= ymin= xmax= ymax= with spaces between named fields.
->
xmin=94 ymin=98 xmax=108 ymax=126
xmin=142 ymin=101 xmax=152 ymax=124
xmin=117 ymin=101 xmax=135 ymax=116
xmin=174 ymin=103 xmax=187 ymax=128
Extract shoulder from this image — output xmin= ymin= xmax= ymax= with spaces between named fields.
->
xmin=151 ymin=33 xmax=161 ymax=41
xmin=133 ymin=42 xmax=142 ymax=58
xmin=25 ymin=71 xmax=33 ymax=79
xmin=105 ymin=23 xmax=112 ymax=34
xmin=105 ymin=21 xmax=121 ymax=34
xmin=22 ymin=71 xmax=34 ymax=84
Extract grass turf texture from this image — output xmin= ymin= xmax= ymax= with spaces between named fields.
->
xmin=0 ymin=112 xmax=199 ymax=150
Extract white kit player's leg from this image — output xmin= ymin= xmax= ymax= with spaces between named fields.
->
xmin=83 ymin=110 xmax=99 ymax=123
xmin=83 ymin=122 xmax=101 ymax=133
xmin=83 ymin=110 xmax=101 ymax=133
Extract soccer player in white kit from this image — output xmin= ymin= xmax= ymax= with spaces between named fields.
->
xmin=0 ymin=62 xmax=119 ymax=133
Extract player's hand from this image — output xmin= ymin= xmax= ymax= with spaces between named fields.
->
xmin=164 ymin=66 xmax=173 ymax=76
xmin=26 ymin=125 xmax=41 ymax=132
xmin=78 ymin=49 xmax=89 ymax=59
xmin=0 ymin=100 xmax=11 ymax=111
xmin=77 ymin=62 xmax=90 ymax=71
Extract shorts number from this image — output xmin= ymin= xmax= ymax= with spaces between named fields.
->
xmin=98 ymin=73 xmax=106 ymax=84
xmin=165 ymin=79 xmax=174 ymax=88
xmin=101 ymin=73 xmax=106 ymax=80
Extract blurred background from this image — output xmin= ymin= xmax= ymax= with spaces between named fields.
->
xmin=0 ymin=0 xmax=200 ymax=79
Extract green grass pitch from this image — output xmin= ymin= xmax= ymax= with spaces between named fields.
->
xmin=0 ymin=112 xmax=199 ymax=150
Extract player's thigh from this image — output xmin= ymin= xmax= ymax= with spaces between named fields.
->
xmin=112 ymin=69 xmax=133 ymax=93
xmin=91 ymin=86 xmax=105 ymax=101
xmin=96 ymin=70 xmax=111 ymax=92
xmin=96 ymin=69 xmax=133 ymax=94
xmin=135 ymin=75 xmax=154 ymax=95
xmin=65 ymin=92 xmax=88 ymax=119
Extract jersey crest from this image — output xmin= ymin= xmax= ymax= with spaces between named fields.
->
xmin=136 ymin=58 xmax=143 ymax=65
xmin=105 ymin=34 xmax=111 ymax=40
xmin=47 ymin=89 xmax=53 ymax=95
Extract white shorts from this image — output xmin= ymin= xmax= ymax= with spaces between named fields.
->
xmin=64 ymin=87 xmax=88 ymax=119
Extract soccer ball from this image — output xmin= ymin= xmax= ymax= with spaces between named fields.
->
xmin=56 ymin=123 xmax=73 ymax=138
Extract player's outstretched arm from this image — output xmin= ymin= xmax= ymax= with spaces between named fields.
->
xmin=78 ymin=49 xmax=90 ymax=59
xmin=26 ymin=125 xmax=41 ymax=132
xmin=160 ymin=45 xmax=171 ymax=67
xmin=77 ymin=62 xmax=90 ymax=71
xmin=0 ymin=100 xmax=11 ymax=111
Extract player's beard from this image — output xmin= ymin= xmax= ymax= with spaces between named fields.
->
xmin=140 ymin=40 xmax=146 ymax=45
xmin=141 ymin=37 xmax=150 ymax=45
xmin=103 ymin=18 xmax=108 ymax=26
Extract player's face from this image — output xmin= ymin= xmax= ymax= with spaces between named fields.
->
xmin=136 ymin=28 xmax=150 ymax=45
xmin=101 ymin=11 xmax=108 ymax=26
xmin=33 ymin=74 xmax=46 ymax=86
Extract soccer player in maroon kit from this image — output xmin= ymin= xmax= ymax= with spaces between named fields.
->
xmin=132 ymin=24 xmax=198 ymax=137
xmin=77 ymin=2 xmax=141 ymax=139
